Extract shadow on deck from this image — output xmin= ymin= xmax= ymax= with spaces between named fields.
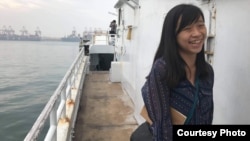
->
xmin=73 ymin=71 xmax=138 ymax=141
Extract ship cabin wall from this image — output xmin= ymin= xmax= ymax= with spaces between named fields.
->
xmin=114 ymin=0 xmax=250 ymax=124
xmin=115 ymin=0 xmax=143 ymax=122
xmin=211 ymin=0 xmax=250 ymax=124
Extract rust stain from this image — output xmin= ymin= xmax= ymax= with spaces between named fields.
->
xmin=58 ymin=117 xmax=70 ymax=124
xmin=67 ymin=99 xmax=75 ymax=105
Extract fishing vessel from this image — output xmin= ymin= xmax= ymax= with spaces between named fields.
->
xmin=24 ymin=0 xmax=250 ymax=140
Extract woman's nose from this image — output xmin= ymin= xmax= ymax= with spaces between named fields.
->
xmin=191 ymin=27 xmax=202 ymax=36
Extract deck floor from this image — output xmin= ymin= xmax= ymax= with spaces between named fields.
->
xmin=73 ymin=71 xmax=138 ymax=141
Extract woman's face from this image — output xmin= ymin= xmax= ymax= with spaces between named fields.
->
xmin=177 ymin=16 xmax=207 ymax=55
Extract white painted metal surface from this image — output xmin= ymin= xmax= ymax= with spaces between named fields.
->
xmin=110 ymin=61 xmax=122 ymax=82
xmin=211 ymin=0 xmax=250 ymax=124
xmin=114 ymin=0 xmax=250 ymax=124
xmin=89 ymin=45 xmax=114 ymax=54
xmin=24 ymin=49 xmax=89 ymax=141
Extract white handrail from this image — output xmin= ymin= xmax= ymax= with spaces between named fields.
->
xmin=24 ymin=48 xmax=89 ymax=141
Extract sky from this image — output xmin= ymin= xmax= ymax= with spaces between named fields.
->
xmin=0 ymin=0 xmax=118 ymax=38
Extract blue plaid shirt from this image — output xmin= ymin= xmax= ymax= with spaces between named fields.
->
xmin=142 ymin=58 xmax=214 ymax=141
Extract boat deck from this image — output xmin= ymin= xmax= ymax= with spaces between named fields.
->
xmin=73 ymin=71 xmax=138 ymax=141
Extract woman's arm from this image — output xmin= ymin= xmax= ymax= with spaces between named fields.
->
xmin=142 ymin=58 xmax=173 ymax=141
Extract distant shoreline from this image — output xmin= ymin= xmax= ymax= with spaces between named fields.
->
xmin=0 ymin=37 xmax=80 ymax=42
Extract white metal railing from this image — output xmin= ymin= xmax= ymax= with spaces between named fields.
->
xmin=108 ymin=33 xmax=116 ymax=46
xmin=90 ymin=31 xmax=116 ymax=46
xmin=24 ymin=48 xmax=89 ymax=141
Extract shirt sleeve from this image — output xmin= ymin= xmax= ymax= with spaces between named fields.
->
xmin=208 ymin=63 xmax=215 ymax=124
xmin=141 ymin=59 xmax=173 ymax=141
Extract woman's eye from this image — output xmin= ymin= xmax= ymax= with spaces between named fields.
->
xmin=183 ymin=27 xmax=191 ymax=31
xmin=196 ymin=21 xmax=205 ymax=27
xmin=198 ymin=24 xmax=205 ymax=27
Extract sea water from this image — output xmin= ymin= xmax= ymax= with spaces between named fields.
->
xmin=0 ymin=41 xmax=79 ymax=141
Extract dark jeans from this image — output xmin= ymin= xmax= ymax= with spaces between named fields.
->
xmin=130 ymin=122 xmax=153 ymax=141
xmin=109 ymin=31 xmax=116 ymax=37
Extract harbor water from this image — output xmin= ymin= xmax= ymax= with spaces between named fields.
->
xmin=0 ymin=41 xmax=79 ymax=141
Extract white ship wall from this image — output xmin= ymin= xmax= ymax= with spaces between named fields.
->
xmin=212 ymin=0 xmax=250 ymax=124
xmin=114 ymin=0 xmax=250 ymax=124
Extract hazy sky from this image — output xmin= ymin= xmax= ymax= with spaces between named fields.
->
xmin=0 ymin=0 xmax=118 ymax=37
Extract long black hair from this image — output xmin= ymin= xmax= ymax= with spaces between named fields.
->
xmin=152 ymin=4 xmax=210 ymax=88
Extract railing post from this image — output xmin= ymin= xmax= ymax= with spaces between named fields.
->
xmin=61 ymin=88 xmax=67 ymax=118
xmin=73 ymin=65 xmax=78 ymax=88
xmin=44 ymin=107 xmax=57 ymax=141
xmin=67 ymin=77 xmax=72 ymax=99
xmin=51 ymin=108 xmax=57 ymax=141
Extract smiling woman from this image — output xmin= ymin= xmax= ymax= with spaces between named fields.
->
xmin=131 ymin=3 xmax=214 ymax=141
xmin=177 ymin=16 xmax=207 ymax=84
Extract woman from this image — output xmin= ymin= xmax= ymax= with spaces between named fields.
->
xmin=141 ymin=4 xmax=214 ymax=141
